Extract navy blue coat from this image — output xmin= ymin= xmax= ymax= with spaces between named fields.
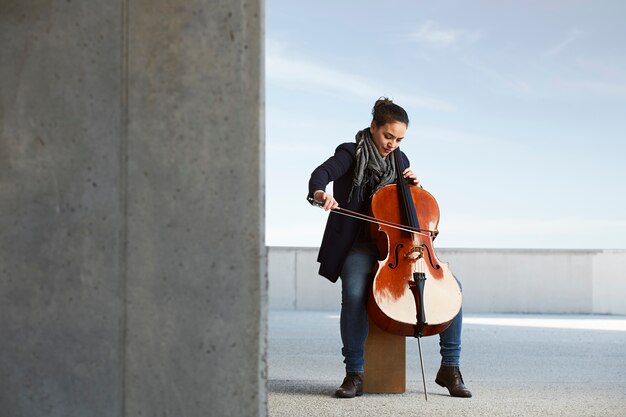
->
xmin=307 ymin=142 xmax=410 ymax=282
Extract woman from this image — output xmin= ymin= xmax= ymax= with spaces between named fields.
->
xmin=307 ymin=98 xmax=472 ymax=398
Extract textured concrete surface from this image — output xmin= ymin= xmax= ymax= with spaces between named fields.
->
xmin=0 ymin=1 xmax=265 ymax=416
xmin=268 ymin=310 xmax=626 ymax=416
xmin=0 ymin=3 xmax=124 ymax=416
xmin=124 ymin=1 xmax=265 ymax=416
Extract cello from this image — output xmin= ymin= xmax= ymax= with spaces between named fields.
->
xmin=367 ymin=148 xmax=462 ymax=338
xmin=366 ymin=148 xmax=462 ymax=399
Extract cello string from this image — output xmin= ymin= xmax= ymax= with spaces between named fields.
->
xmin=394 ymin=148 xmax=420 ymax=230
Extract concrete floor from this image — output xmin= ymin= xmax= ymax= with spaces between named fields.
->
xmin=268 ymin=311 xmax=626 ymax=417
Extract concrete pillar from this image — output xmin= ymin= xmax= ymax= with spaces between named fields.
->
xmin=124 ymin=0 xmax=266 ymax=416
xmin=0 ymin=0 xmax=266 ymax=416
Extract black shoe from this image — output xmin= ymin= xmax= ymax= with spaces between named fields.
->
xmin=435 ymin=365 xmax=472 ymax=398
xmin=335 ymin=373 xmax=363 ymax=398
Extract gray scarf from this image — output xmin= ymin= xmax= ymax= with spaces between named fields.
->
xmin=349 ymin=128 xmax=396 ymax=203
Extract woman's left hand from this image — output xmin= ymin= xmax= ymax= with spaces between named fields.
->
xmin=402 ymin=168 xmax=420 ymax=186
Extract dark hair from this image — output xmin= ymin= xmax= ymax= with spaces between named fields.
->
xmin=371 ymin=97 xmax=409 ymax=128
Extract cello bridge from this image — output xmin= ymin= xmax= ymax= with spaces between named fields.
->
xmin=405 ymin=246 xmax=424 ymax=262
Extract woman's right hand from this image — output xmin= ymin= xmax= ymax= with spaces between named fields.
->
xmin=313 ymin=190 xmax=339 ymax=211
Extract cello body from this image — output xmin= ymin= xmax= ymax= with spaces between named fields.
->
xmin=367 ymin=182 xmax=462 ymax=337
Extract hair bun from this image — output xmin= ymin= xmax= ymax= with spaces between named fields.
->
xmin=374 ymin=97 xmax=393 ymax=108
xmin=371 ymin=97 xmax=409 ymax=127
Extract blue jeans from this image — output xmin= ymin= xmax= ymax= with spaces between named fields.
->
xmin=339 ymin=249 xmax=463 ymax=373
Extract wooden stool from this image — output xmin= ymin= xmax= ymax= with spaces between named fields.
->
xmin=363 ymin=316 xmax=406 ymax=393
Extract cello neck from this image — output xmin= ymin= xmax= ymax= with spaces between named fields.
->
xmin=393 ymin=149 xmax=421 ymax=231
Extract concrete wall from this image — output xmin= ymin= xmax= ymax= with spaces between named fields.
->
xmin=268 ymin=247 xmax=626 ymax=315
xmin=0 ymin=1 xmax=265 ymax=417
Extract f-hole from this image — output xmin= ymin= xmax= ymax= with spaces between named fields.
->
xmin=388 ymin=243 xmax=403 ymax=269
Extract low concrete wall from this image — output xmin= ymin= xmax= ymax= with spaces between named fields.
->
xmin=268 ymin=247 xmax=626 ymax=315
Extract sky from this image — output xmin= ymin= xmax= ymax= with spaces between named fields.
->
xmin=265 ymin=0 xmax=626 ymax=249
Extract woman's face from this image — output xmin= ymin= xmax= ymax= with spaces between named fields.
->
xmin=370 ymin=121 xmax=407 ymax=157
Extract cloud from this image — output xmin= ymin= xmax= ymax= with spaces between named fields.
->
xmin=555 ymin=57 xmax=626 ymax=98
xmin=546 ymin=28 xmax=583 ymax=57
xmin=265 ymin=38 xmax=456 ymax=112
xmin=460 ymin=56 xmax=538 ymax=98
xmin=267 ymin=52 xmax=377 ymax=98
xmin=410 ymin=21 xmax=481 ymax=48
xmin=554 ymin=78 xmax=626 ymax=98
